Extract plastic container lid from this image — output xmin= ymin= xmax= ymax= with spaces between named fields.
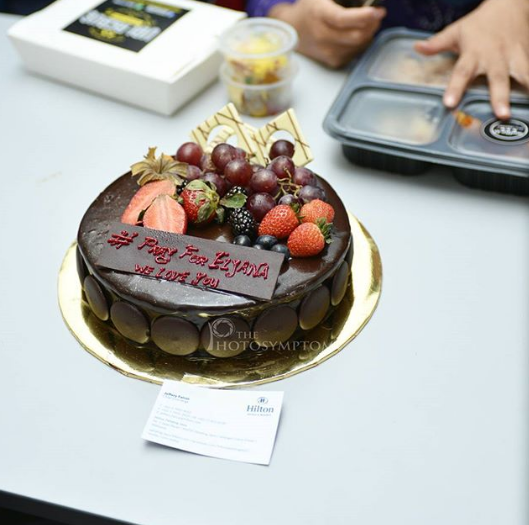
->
xmin=450 ymin=102 xmax=529 ymax=164
xmin=219 ymin=18 xmax=298 ymax=60
xmin=339 ymin=88 xmax=445 ymax=145
xmin=368 ymin=36 xmax=456 ymax=87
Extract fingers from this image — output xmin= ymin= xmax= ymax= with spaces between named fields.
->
xmin=443 ymin=56 xmax=477 ymax=109
xmin=487 ymin=59 xmax=511 ymax=119
xmin=415 ymin=26 xmax=458 ymax=56
xmin=320 ymin=1 xmax=386 ymax=30
xmin=509 ymin=45 xmax=529 ymax=94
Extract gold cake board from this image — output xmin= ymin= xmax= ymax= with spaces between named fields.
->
xmin=58 ymin=214 xmax=382 ymax=388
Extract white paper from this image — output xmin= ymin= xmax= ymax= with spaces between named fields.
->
xmin=142 ymin=382 xmax=284 ymax=465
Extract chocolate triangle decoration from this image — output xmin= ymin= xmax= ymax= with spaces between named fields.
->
xmin=189 ymin=104 xmax=313 ymax=166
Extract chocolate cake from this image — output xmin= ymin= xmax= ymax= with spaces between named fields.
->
xmin=75 ymin=112 xmax=353 ymax=358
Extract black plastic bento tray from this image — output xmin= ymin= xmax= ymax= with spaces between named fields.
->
xmin=323 ymin=28 xmax=529 ymax=196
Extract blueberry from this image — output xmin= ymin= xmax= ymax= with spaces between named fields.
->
xmin=253 ymin=244 xmax=266 ymax=250
xmin=270 ymin=243 xmax=290 ymax=259
xmin=233 ymin=235 xmax=252 ymax=247
xmin=254 ymin=235 xmax=278 ymax=250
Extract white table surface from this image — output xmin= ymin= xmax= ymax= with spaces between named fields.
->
xmin=1 ymin=12 xmax=528 ymax=525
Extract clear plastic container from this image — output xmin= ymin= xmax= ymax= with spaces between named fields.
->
xmin=368 ymin=37 xmax=456 ymax=87
xmin=219 ymin=18 xmax=298 ymax=85
xmin=220 ymin=61 xmax=297 ymax=117
xmin=450 ymin=102 xmax=529 ymax=164
xmin=340 ymin=88 xmax=445 ymax=145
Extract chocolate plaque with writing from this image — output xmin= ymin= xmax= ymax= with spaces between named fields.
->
xmin=96 ymin=222 xmax=284 ymax=300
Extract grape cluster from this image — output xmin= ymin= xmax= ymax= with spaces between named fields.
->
xmin=175 ymin=138 xmax=326 ymax=239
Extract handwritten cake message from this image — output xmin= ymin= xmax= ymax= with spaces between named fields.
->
xmin=96 ymin=222 xmax=284 ymax=300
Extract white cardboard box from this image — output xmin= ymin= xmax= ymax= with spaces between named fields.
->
xmin=8 ymin=0 xmax=245 ymax=115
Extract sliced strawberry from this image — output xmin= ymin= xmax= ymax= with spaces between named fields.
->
xmin=143 ymin=195 xmax=187 ymax=234
xmin=121 ymin=179 xmax=176 ymax=225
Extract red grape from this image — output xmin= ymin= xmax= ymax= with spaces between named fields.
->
xmin=293 ymin=167 xmax=317 ymax=187
xmin=278 ymin=194 xmax=302 ymax=207
xmin=212 ymin=143 xmax=236 ymax=173
xmin=250 ymin=169 xmax=278 ymax=194
xmin=186 ymin=165 xmax=202 ymax=181
xmin=269 ymin=156 xmax=295 ymax=180
xmin=299 ymin=185 xmax=326 ymax=203
xmin=176 ymin=142 xmax=203 ymax=166
xmin=201 ymin=172 xmax=227 ymax=196
xmin=246 ymin=193 xmax=276 ymax=222
xmin=270 ymin=140 xmax=295 ymax=159
xmin=224 ymin=159 xmax=253 ymax=186
xmin=234 ymin=147 xmax=247 ymax=160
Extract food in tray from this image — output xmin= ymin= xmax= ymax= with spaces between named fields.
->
xmin=385 ymin=54 xmax=456 ymax=87
xmin=324 ymin=28 xmax=529 ymax=195
xmin=76 ymin=106 xmax=353 ymax=358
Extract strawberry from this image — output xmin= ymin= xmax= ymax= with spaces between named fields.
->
xmin=300 ymin=199 xmax=335 ymax=225
xmin=287 ymin=220 xmax=332 ymax=258
xmin=121 ymin=179 xmax=175 ymax=225
xmin=143 ymin=195 xmax=187 ymax=234
xmin=258 ymin=205 xmax=299 ymax=239
xmin=180 ymin=180 xmax=220 ymax=226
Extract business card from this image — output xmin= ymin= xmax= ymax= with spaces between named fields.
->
xmin=142 ymin=382 xmax=284 ymax=465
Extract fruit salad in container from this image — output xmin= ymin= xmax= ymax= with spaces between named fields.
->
xmin=220 ymin=18 xmax=297 ymax=84
xmin=220 ymin=62 xmax=297 ymax=118
xmin=219 ymin=18 xmax=299 ymax=117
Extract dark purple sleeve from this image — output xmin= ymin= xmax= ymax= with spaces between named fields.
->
xmin=246 ymin=0 xmax=295 ymax=17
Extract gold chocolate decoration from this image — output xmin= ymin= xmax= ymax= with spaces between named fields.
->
xmin=252 ymin=109 xmax=314 ymax=166
xmin=189 ymin=104 xmax=313 ymax=167
xmin=58 ymin=214 xmax=382 ymax=388
xmin=190 ymin=103 xmax=257 ymax=155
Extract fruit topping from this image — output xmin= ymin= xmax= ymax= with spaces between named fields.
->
xmin=254 ymin=235 xmax=278 ymax=250
xmin=232 ymin=235 xmax=253 ymax=247
xmin=270 ymin=243 xmax=290 ymax=259
xmin=201 ymin=172 xmax=228 ymax=197
xmin=258 ymin=205 xmax=300 ymax=239
xmin=131 ymin=147 xmax=186 ymax=186
xmin=300 ymin=199 xmax=335 ymax=224
xmin=250 ymin=168 xmax=279 ymax=194
xmin=246 ymin=193 xmax=276 ymax=222
xmin=180 ymin=180 xmax=220 ymax=226
xmin=175 ymin=142 xmax=203 ymax=167
xmin=224 ymin=185 xmax=248 ymax=199
xmin=268 ymin=155 xmax=295 ymax=180
xmin=143 ymin=194 xmax=187 ymax=234
xmin=121 ymin=179 xmax=176 ymax=225
xmin=293 ymin=167 xmax=317 ymax=187
xmin=211 ymin=143 xmax=237 ymax=173
xmin=270 ymin=139 xmax=295 ymax=160
xmin=299 ymin=185 xmax=327 ymax=203
xmin=287 ymin=220 xmax=332 ymax=258
xmin=224 ymin=159 xmax=253 ymax=186
xmin=228 ymin=208 xmax=257 ymax=239
xmin=278 ymin=194 xmax=302 ymax=207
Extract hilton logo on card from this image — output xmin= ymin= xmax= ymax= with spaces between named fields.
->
xmin=64 ymin=0 xmax=189 ymax=52
xmin=482 ymin=118 xmax=529 ymax=145
xmin=247 ymin=397 xmax=274 ymax=414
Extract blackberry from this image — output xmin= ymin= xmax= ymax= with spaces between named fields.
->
xmin=228 ymin=208 xmax=256 ymax=239
xmin=224 ymin=186 xmax=248 ymax=199
xmin=177 ymin=179 xmax=189 ymax=195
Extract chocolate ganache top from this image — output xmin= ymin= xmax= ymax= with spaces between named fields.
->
xmin=78 ymin=174 xmax=351 ymax=316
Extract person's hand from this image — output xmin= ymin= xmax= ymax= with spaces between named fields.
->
xmin=269 ymin=0 xmax=386 ymax=68
xmin=415 ymin=0 xmax=529 ymax=120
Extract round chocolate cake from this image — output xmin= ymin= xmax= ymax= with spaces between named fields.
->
xmin=77 ymin=142 xmax=353 ymax=358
